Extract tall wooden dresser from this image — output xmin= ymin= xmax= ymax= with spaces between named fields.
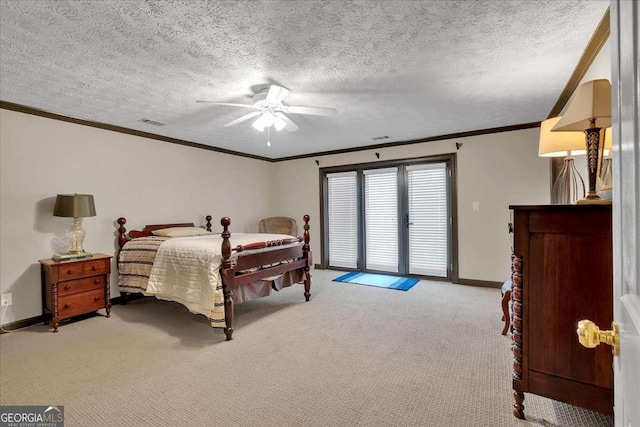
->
xmin=509 ymin=205 xmax=613 ymax=418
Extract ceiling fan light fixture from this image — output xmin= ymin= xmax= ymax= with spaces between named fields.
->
xmin=273 ymin=114 xmax=287 ymax=131
xmin=252 ymin=119 xmax=266 ymax=132
xmin=253 ymin=110 xmax=276 ymax=132
xmin=262 ymin=111 xmax=275 ymax=127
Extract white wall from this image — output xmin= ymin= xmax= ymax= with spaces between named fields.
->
xmin=0 ymin=109 xmax=275 ymax=324
xmin=272 ymin=127 xmax=550 ymax=283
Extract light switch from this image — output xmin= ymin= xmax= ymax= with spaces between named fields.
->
xmin=473 ymin=202 xmax=480 ymax=211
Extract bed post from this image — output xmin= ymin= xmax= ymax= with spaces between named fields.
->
xmin=302 ymin=214 xmax=312 ymax=302
xmin=220 ymin=217 xmax=234 ymax=340
xmin=205 ymin=215 xmax=212 ymax=232
xmin=117 ymin=217 xmax=128 ymax=248
xmin=116 ymin=217 xmax=129 ymax=304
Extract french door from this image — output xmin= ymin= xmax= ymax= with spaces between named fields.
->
xmin=323 ymin=155 xmax=456 ymax=280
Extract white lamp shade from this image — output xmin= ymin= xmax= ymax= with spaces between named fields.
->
xmin=538 ymin=117 xmax=586 ymax=157
xmin=552 ymin=79 xmax=612 ymax=131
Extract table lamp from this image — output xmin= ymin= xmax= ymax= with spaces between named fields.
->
xmin=551 ymin=79 xmax=612 ymax=204
xmin=538 ymin=117 xmax=586 ymax=204
xmin=53 ymin=194 xmax=96 ymax=254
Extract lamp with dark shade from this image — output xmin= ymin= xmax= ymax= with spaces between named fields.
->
xmin=551 ymin=79 xmax=612 ymax=204
xmin=53 ymin=194 xmax=96 ymax=254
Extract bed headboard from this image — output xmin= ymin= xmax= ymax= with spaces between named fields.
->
xmin=117 ymin=216 xmax=212 ymax=248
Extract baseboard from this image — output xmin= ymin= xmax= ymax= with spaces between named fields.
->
xmin=0 ymin=314 xmax=43 ymax=333
xmin=0 ymin=296 xmax=137 ymax=333
xmin=458 ymin=278 xmax=503 ymax=289
xmin=314 ymin=263 xmax=323 ymax=269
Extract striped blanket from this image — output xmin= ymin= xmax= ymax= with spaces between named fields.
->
xmin=118 ymin=236 xmax=168 ymax=293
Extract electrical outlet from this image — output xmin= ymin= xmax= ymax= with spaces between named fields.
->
xmin=472 ymin=202 xmax=480 ymax=211
xmin=1 ymin=293 xmax=12 ymax=307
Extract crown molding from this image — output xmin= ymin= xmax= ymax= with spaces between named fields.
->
xmin=274 ymin=122 xmax=541 ymax=162
xmin=547 ymin=7 xmax=610 ymax=118
xmin=0 ymin=100 xmax=273 ymax=162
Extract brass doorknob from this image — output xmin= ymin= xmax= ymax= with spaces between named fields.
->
xmin=576 ymin=320 xmax=620 ymax=356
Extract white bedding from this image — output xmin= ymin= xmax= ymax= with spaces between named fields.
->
xmin=146 ymin=233 xmax=301 ymax=327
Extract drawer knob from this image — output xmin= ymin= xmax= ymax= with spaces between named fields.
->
xmin=64 ymin=303 xmax=70 ymax=309
xmin=67 ymin=269 xmax=74 ymax=275
xmin=94 ymin=279 xmax=100 ymax=284
xmin=92 ymin=265 xmax=97 ymax=271
xmin=64 ymin=284 xmax=71 ymax=291
xmin=94 ymin=296 xmax=100 ymax=302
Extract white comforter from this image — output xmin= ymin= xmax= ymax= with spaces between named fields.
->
xmin=146 ymin=233 xmax=299 ymax=327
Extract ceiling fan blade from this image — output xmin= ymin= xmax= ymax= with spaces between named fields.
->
xmin=285 ymin=105 xmax=337 ymax=116
xmin=266 ymin=85 xmax=290 ymax=104
xmin=275 ymin=113 xmax=299 ymax=132
xmin=196 ymin=101 xmax=256 ymax=109
xmin=223 ymin=111 xmax=262 ymax=127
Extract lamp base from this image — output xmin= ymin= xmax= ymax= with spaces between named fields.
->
xmin=551 ymin=156 xmax=585 ymax=205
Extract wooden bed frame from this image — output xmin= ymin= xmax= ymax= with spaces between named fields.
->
xmin=116 ymin=215 xmax=312 ymax=340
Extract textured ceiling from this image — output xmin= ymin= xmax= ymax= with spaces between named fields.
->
xmin=0 ymin=0 xmax=609 ymax=159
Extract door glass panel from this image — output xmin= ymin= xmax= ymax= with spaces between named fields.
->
xmin=327 ymin=172 xmax=358 ymax=268
xmin=407 ymin=163 xmax=448 ymax=277
xmin=364 ymin=167 xmax=398 ymax=272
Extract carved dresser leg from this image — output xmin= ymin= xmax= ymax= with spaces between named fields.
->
xmin=106 ymin=273 xmax=111 ymax=318
xmin=513 ymin=391 xmax=525 ymax=419
xmin=52 ymin=283 xmax=59 ymax=333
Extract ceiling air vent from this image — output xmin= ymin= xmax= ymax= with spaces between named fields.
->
xmin=372 ymin=135 xmax=390 ymax=141
xmin=138 ymin=118 xmax=165 ymax=126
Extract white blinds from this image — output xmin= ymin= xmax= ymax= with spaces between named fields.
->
xmin=407 ymin=163 xmax=448 ymax=277
xmin=327 ymin=172 xmax=358 ymax=269
xmin=364 ymin=168 xmax=398 ymax=272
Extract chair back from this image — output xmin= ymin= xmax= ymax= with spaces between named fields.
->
xmin=259 ymin=217 xmax=298 ymax=237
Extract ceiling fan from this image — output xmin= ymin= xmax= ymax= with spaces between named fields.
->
xmin=196 ymin=85 xmax=337 ymax=133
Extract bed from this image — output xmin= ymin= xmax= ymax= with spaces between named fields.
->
xmin=116 ymin=215 xmax=312 ymax=340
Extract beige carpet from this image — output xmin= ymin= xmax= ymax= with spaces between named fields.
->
xmin=0 ymin=269 xmax=614 ymax=427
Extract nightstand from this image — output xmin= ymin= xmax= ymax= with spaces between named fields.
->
xmin=39 ymin=253 xmax=112 ymax=332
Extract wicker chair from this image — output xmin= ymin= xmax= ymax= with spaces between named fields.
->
xmin=259 ymin=216 xmax=298 ymax=237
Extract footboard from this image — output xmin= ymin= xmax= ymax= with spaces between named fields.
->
xmin=219 ymin=215 xmax=312 ymax=340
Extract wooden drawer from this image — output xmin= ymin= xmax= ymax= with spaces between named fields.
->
xmin=59 ymin=276 xmax=105 ymax=296
xmin=84 ymin=259 xmax=107 ymax=275
xmin=58 ymin=262 xmax=86 ymax=280
xmin=58 ymin=289 xmax=105 ymax=319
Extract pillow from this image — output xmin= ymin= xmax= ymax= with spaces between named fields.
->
xmin=151 ymin=227 xmax=211 ymax=237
